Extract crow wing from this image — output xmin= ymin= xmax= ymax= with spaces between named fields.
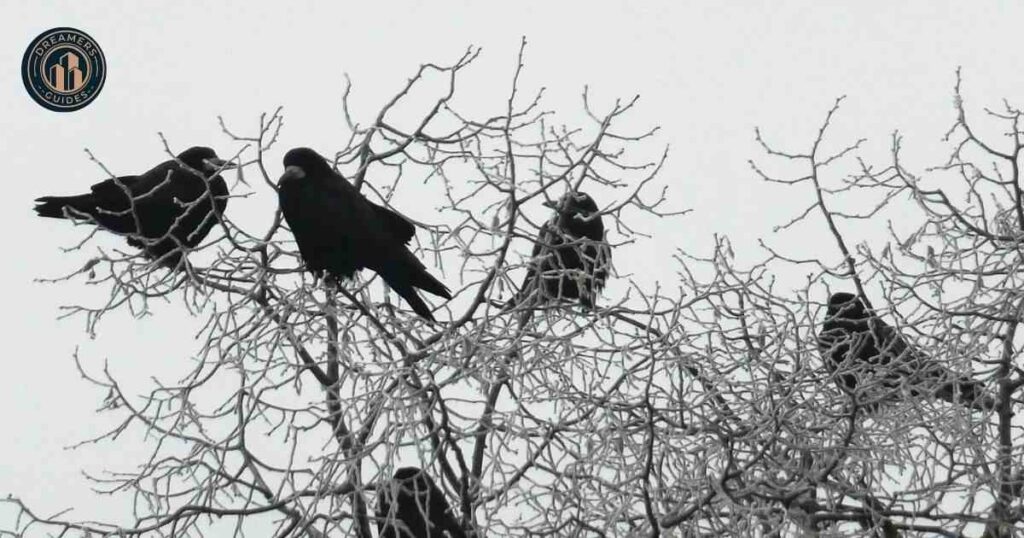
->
xmin=369 ymin=200 xmax=416 ymax=245
xmin=818 ymin=308 xmax=994 ymax=410
xmin=279 ymin=171 xmax=419 ymax=276
xmin=279 ymin=174 xmax=360 ymax=278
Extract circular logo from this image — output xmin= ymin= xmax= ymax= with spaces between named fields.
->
xmin=22 ymin=27 xmax=106 ymax=112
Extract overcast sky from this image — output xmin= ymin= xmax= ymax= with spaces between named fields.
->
xmin=3 ymin=0 xmax=1024 ymax=529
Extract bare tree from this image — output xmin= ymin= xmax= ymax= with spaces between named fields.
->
xmin=722 ymin=73 xmax=1023 ymax=537
xmin=7 ymin=40 xmax=1023 ymax=538
xmin=4 ymin=41 xmax=681 ymax=537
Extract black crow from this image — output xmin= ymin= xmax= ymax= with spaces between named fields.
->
xmin=34 ymin=146 xmax=232 ymax=267
xmin=377 ymin=467 xmax=467 ymax=538
xmin=507 ymin=191 xmax=611 ymax=310
xmin=276 ymin=148 xmax=451 ymax=321
xmin=817 ymin=292 xmax=995 ymax=411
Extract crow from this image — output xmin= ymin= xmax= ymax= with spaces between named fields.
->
xmin=506 ymin=191 xmax=611 ymax=310
xmin=377 ymin=467 xmax=467 ymax=538
xmin=276 ymin=147 xmax=452 ymax=322
xmin=817 ymin=292 xmax=995 ymax=411
xmin=34 ymin=146 xmax=232 ymax=267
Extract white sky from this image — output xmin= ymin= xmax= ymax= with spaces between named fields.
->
xmin=2 ymin=0 xmax=1024 ymax=530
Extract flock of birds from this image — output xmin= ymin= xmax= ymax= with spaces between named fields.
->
xmin=32 ymin=146 xmax=997 ymax=536
xmin=35 ymin=146 xmax=610 ymax=321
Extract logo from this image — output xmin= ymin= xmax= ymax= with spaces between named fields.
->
xmin=22 ymin=27 xmax=106 ymax=112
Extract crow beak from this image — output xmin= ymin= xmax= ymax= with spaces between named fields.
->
xmin=203 ymin=157 xmax=237 ymax=171
xmin=281 ymin=165 xmax=306 ymax=181
xmin=542 ymin=199 xmax=558 ymax=209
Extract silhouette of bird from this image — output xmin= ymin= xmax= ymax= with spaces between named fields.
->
xmin=377 ymin=467 xmax=467 ymax=538
xmin=277 ymin=148 xmax=452 ymax=321
xmin=817 ymin=292 xmax=994 ymax=411
xmin=506 ymin=191 xmax=611 ymax=311
xmin=34 ymin=146 xmax=232 ymax=267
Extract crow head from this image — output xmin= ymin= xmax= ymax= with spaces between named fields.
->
xmin=379 ymin=467 xmax=445 ymax=518
xmin=281 ymin=147 xmax=333 ymax=184
xmin=545 ymin=191 xmax=603 ymax=240
xmin=390 ymin=466 xmax=438 ymax=496
xmin=178 ymin=146 xmax=235 ymax=173
xmin=545 ymin=191 xmax=599 ymax=219
xmin=826 ymin=292 xmax=869 ymax=321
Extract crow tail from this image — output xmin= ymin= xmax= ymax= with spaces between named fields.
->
xmin=408 ymin=265 xmax=452 ymax=300
xmin=391 ymin=281 xmax=437 ymax=322
xmin=956 ymin=380 xmax=996 ymax=412
xmin=501 ymin=267 xmax=540 ymax=313
xmin=935 ymin=376 xmax=995 ymax=412
xmin=34 ymin=195 xmax=93 ymax=219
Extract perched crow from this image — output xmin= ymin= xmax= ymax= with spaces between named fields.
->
xmin=34 ymin=146 xmax=232 ymax=267
xmin=276 ymin=147 xmax=452 ymax=321
xmin=817 ymin=292 xmax=995 ymax=411
xmin=377 ymin=467 xmax=467 ymax=538
xmin=507 ymin=191 xmax=611 ymax=310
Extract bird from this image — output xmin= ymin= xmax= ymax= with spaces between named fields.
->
xmin=34 ymin=146 xmax=232 ymax=267
xmin=276 ymin=147 xmax=452 ymax=322
xmin=506 ymin=191 xmax=611 ymax=310
xmin=376 ymin=467 xmax=467 ymax=538
xmin=817 ymin=292 xmax=995 ymax=412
